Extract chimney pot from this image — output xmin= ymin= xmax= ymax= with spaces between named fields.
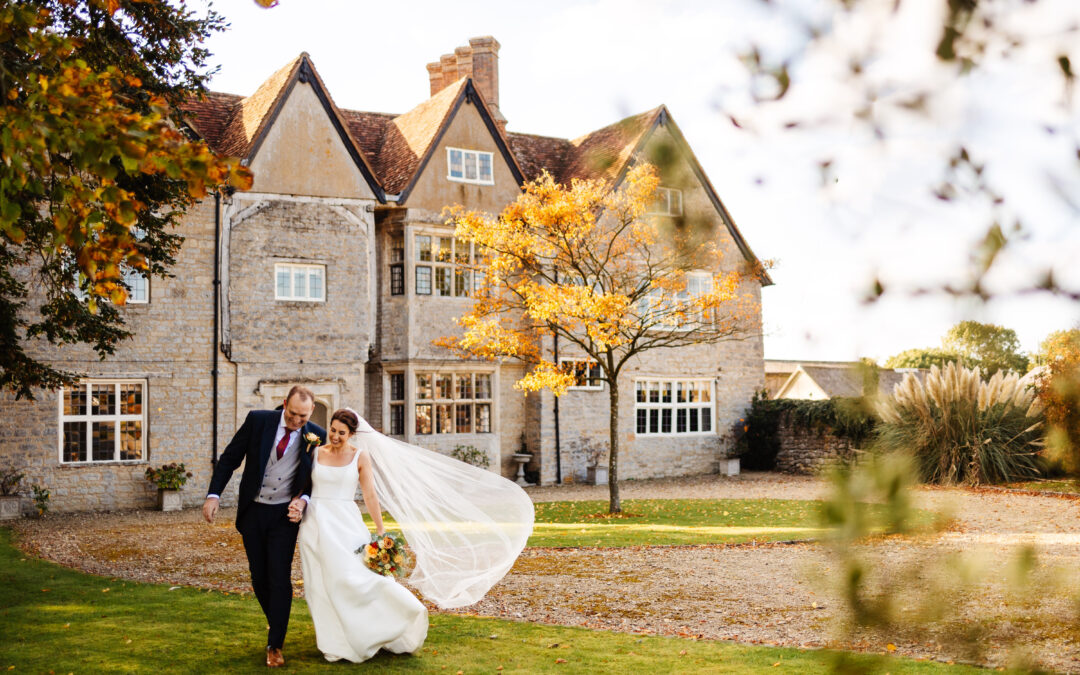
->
xmin=426 ymin=62 xmax=443 ymax=98
xmin=439 ymin=53 xmax=458 ymax=87
xmin=426 ymin=38 xmax=505 ymax=128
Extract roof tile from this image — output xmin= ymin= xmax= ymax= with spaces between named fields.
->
xmin=376 ymin=78 xmax=469 ymax=195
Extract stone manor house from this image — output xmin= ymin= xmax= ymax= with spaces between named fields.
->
xmin=1 ymin=37 xmax=771 ymax=512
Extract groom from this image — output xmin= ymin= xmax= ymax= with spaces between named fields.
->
xmin=203 ymin=385 xmax=325 ymax=668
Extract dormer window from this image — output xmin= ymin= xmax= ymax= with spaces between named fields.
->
xmin=649 ymin=187 xmax=683 ymax=216
xmin=448 ymin=148 xmax=494 ymax=185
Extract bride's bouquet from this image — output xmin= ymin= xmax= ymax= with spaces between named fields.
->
xmin=357 ymin=533 xmax=408 ymax=578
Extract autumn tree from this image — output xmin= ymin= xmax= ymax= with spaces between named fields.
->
xmin=1034 ymin=328 xmax=1080 ymax=468
xmin=0 ymin=0 xmax=251 ymax=399
xmin=443 ymin=164 xmax=762 ymax=513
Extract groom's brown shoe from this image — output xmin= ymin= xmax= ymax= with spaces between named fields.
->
xmin=266 ymin=647 xmax=284 ymax=668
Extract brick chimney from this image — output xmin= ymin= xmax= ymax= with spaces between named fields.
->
xmin=426 ymin=36 xmax=506 ymax=129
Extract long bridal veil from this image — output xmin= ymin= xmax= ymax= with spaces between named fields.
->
xmin=351 ymin=416 xmax=534 ymax=609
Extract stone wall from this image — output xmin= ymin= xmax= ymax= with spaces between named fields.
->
xmin=0 ymin=200 xmax=242 ymax=512
xmin=773 ymin=413 xmax=858 ymax=475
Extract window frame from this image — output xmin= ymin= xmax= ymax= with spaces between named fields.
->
xmin=648 ymin=187 xmax=684 ymax=216
xmin=274 ymin=262 xmax=326 ymax=302
xmin=446 ymin=147 xmax=495 ymax=185
xmin=559 ymin=357 xmax=604 ymax=391
xmin=70 ymin=265 xmax=150 ymax=305
xmin=413 ymin=371 xmax=494 ymax=436
xmin=413 ymin=233 xmax=476 ymax=299
xmin=58 ymin=379 xmax=148 ymax=464
xmin=633 ymin=378 xmax=715 ymax=437
xmin=388 ymin=372 xmax=406 ymax=435
xmin=637 ymin=270 xmax=715 ymax=329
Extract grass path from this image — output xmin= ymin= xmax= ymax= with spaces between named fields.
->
xmin=0 ymin=528 xmax=980 ymax=674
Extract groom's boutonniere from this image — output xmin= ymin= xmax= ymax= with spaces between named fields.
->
xmin=304 ymin=432 xmax=321 ymax=452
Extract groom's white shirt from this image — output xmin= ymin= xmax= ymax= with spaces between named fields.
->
xmin=207 ymin=411 xmax=307 ymax=501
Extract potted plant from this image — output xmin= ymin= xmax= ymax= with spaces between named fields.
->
xmin=584 ymin=441 xmax=609 ymax=486
xmin=145 ymin=462 xmax=193 ymax=512
xmin=0 ymin=467 xmax=25 ymax=520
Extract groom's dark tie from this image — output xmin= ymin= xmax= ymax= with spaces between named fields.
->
xmin=275 ymin=429 xmax=291 ymax=460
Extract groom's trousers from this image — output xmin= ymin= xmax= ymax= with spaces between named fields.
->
xmin=239 ymin=502 xmax=299 ymax=649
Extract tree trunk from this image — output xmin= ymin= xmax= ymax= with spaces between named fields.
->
xmin=608 ymin=382 xmax=620 ymax=513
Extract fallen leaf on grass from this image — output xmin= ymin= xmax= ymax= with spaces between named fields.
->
xmin=555 ymin=658 xmax=567 ymax=664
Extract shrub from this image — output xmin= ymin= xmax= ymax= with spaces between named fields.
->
xmin=874 ymin=362 xmax=1044 ymax=485
xmin=144 ymin=463 xmax=193 ymax=490
xmin=30 ymin=485 xmax=49 ymax=516
xmin=450 ymin=445 xmax=490 ymax=469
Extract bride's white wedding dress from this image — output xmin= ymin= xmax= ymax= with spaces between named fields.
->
xmin=299 ymin=446 xmax=427 ymax=663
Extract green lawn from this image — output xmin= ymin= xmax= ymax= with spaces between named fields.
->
xmin=0 ymin=528 xmax=980 ymax=674
xmin=527 ymin=498 xmax=914 ymax=547
xmin=360 ymin=498 xmax=933 ymax=548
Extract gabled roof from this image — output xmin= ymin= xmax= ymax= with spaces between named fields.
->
xmin=183 ymin=53 xmax=385 ymax=201
xmin=382 ymin=78 xmax=526 ymax=201
xmin=650 ymin=109 xmax=774 ymax=286
xmin=775 ymin=364 xmax=927 ymax=399
xmin=182 ymin=54 xmax=771 ymax=283
xmin=506 ymin=109 xmax=661 ymax=185
xmin=214 ymin=54 xmax=302 ymax=159
xmin=562 ymin=108 xmax=662 ymax=184
xmin=506 ymin=131 xmax=572 ymax=182
xmin=375 ymin=77 xmax=468 ymax=195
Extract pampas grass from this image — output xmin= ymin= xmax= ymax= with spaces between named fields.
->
xmin=875 ymin=362 xmax=1044 ymax=485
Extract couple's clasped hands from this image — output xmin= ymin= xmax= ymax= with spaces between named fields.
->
xmin=200 ymin=496 xmax=306 ymax=524
xmin=287 ymin=497 xmax=306 ymax=523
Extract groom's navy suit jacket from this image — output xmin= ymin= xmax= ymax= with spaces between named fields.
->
xmin=207 ymin=410 xmax=325 ymax=529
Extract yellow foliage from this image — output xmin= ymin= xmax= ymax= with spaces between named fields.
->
xmin=440 ymin=163 xmax=764 ymax=398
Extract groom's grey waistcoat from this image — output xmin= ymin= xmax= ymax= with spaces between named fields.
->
xmin=255 ymin=444 xmax=302 ymax=505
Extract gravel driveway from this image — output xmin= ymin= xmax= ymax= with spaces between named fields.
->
xmin=11 ymin=472 xmax=1080 ymax=672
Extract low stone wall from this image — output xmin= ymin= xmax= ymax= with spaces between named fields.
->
xmin=774 ymin=413 xmax=858 ymax=475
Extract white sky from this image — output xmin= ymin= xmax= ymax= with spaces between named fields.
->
xmin=192 ymin=0 xmax=1080 ymax=362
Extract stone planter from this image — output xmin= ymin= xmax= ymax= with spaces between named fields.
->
xmin=586 ymin=464 xmax=608 ymax=486
xmin=0 ymin=495 xmax=22 ymax=520
xmin=157 ymin=489 xmax=182 ymax=512
xmin=718 ymin=457 xmax=741 ymax=477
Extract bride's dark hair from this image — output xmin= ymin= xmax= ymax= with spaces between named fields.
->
xmin=330 ymin=408 xmax=359 ymax=434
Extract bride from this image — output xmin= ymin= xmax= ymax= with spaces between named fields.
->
xmin=294 ymin=408 xmax=533 ymax=663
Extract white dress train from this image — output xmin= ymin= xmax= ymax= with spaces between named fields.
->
xmin=298 ymin=447 xmax=428 ymax=663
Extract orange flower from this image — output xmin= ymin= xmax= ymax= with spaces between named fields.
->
xmin=380 ymin=536 xmax=394 ymax=550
